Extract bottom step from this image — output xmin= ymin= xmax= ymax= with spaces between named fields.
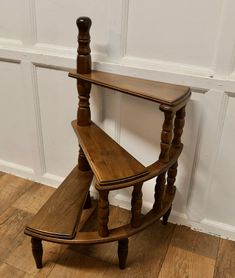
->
xmin=25 ymin=166 xmax=93 ymax=239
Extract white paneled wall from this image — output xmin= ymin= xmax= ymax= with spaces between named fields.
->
xmin=1 ymin=0 xmax=235 ymax=239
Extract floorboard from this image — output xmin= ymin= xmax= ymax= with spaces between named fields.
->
xmin=0 ymin=172 xmax=234 ymax=277
xmin=213 ymin=238 xmax=235 ymax=278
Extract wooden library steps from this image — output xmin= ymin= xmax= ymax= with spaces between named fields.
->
xmin=25 ymin=16 xmax=191 ymax=270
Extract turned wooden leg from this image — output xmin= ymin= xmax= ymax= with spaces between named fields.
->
xmin=166 ymin=161 xmax=178 ymax=195
xmin=153 ymin=172 xmax=166 ymax=211
xmin=118 ymin=238 xmax=129 ymax=269
xmin=162 ymin=205 xmax=172 ymax=225
xmin=31 ymin=238 xmax=43 ymax=269
xmin=98 ymin=191 xmax=109 ymax=237
xmin=78 ymin=147 xmax=92 ymax=209
xmin=131 ymin=183 xmax=143 ymax=228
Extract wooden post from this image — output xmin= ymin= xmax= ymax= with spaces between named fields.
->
xmin=98 ymin=191 xmax=109 ymax=237
xmin=153 ymin=107 xmax=174 ymax=211
xmin=153 ymin=173 xmax=166 ymax=211
xmin=163 ymin=106 xmax=186 ymax=224
xmin=76 ymin=16 xmax=92 ymax=126
xmin=159 ymin=108 xmax=174 ymax=163
xmin=131 ymin=183 xmax=143 ymax=228
xmin=31 ymin=238 xmax=43 ymax=269
xmin=118 ymin=238 xmax=129 ymax=269
xmin=76 ymin=17 xmax=92 ymax=208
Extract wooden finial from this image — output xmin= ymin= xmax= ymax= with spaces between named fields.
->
xmin=76 ymin=17 xmax=92 ymax=73
xmin=76 ymin=17 xmax=92 ymax=126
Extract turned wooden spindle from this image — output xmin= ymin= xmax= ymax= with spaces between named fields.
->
xmin=76 ymin=17 xmax=92 ymax=208
xmin=159 ymin=108 xmax=174 ymax=163
xmin=76 ymin=17 xmax=92 ymax=126
xmin=153 ymin=173 xmax=166 ymax=211
xmin=31 ymin=238 xmax=43 ymax=269
xmin=166 ymin=161 xmax=178 ymax=195
xmin=163 ymin=106 xmax=186 ymax=224
xmin=172 ymin=106 xmax=186 ymax=148
xmin=131 ymin=183 xmax=143 ymax=228
xmin=98 ymin=191 xmax=109 ymax=237
xmin=118 ymin=239 xmax=129 ymax=269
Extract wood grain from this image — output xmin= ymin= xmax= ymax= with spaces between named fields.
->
xmin=214 ymin=238 xmax=235 ymax=278
xmin=13 ymin=182 xmax=54 ymax=214
xmin=72 ymin=120 xmax=148 ymax=185
xmin=69 ymin=70 xmax=191 ymax=106
xmin=0 ymin=174 xmax=33 ymax=215
xmin=0 ymin=263 xmax=34 ymax=278
xmin=25 ymin=167 xmax=93 ymax=239
xmin=0 ymin=207 xmax=32 ymax=261
xmin=1 ymin=173 xmax=235 ymax=277
xmin=158 ymin=226 xmax=220 ymax=278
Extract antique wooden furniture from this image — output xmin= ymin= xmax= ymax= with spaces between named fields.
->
xmin=24 ymin=17 xmax=191 ymax=270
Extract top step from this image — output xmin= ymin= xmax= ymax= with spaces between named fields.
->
xmin=69 ymin=70 xmax=190 ymax=106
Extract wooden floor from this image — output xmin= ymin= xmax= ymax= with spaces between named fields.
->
xmin=0 ymin=171 xmax=234 ymax=278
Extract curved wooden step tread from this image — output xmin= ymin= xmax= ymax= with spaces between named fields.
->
xmin=25 ymin=167 xmax=93 ymax=239
xmin=72 ymin=120 xmax=149 ymax=186
xmin=95 ymin=144 xmax=183 ymax=191
xmin=69 ymin=70 xmax=191 ymax=106
xmin=25 ymin=185 xmax=175 ymax=244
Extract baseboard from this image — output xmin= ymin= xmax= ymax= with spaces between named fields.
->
xmin=0 ymin=159 xmax=35 ymax=180
xmin=112 ymin=192 xmax=235 ymax=241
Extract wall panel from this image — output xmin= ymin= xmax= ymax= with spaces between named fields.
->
xmin=126 ymin=0 xmax=222 ymax=68
xmin=206 ymin=94 xmax=235 ymax=226
xmin=0 ymin=61 xmax=33 ymax=168
xmin=0 ymin=0 xmax=24 ymax=40
xmin=35 ymin=0 xmax=109 ymax=52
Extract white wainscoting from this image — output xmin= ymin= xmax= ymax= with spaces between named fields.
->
xmin=1 ymin=0 xmax=235 ymax=240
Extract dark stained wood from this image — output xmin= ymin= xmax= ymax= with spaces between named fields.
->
xmin=76 ymin=17 xmax=92 ymax=126
xmin=98 ymin=191 xmax=109 ymax=237
xmin=214 ymin=239 xmax=235 ymax=278
xmin=72 ymin=120 xmax=148 ymax=185
xmin=153 ymin=173 xmax=166 ymax=211
xmin=95 ymin=144 xmax=183 ymax=191
xmin=131 ymin=183 xmax=143 ymax=228
xmin=166 ymin=161 xmax=178 ymax=195
xmin=24 ymin=15 xmax=191 ymax=271
xmin=2 ymin=174 xmax=231 ymax=277
xmin=162 ymin=205 xmax=172 ymax=225
xmin=25 ymin=185 xmax=175 ymax=245
xmin=69 ymin=70 xmax=191 ymax=106
xmin=159 ymin=110 xmax=174 ymax=163
xmin=172 ymin=106 xmax=186 ymax=148
xmin=78 ymin=147 xmax=92 ymax=209
xmin=31 ymin=238 xmax=43 ymax=269
xmin=118 ymin=239 xmax=129 ymax=269
xmin=25 ymin=167 xmax=93 ymax=239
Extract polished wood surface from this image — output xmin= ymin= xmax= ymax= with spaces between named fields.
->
xmin=25 ymin=167 xmax=93 ymax=239
xmin=72 ymin=120 xmax=148 ymax=185
xmin=69 ymin=70 xmax=191 ymax=106
xmin=1 ymin=173 xmax=234 ymax=277
xmin=25 ymin=184 xmax=175 ymax=245
xmin=76 ymin=17 xmax=92 ymax=126
xmin=25 ymin=15 xmax=191 ymax=270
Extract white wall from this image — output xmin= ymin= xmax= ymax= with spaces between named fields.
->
xmin=1 ymin=0 xmax=235 ymax=239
